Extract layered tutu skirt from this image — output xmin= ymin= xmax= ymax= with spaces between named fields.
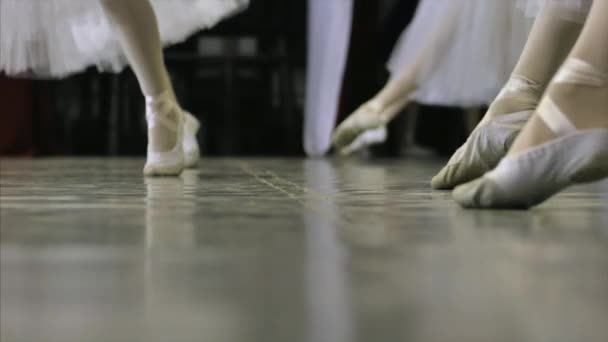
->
xmin=516 ymin=0 xmax=593 ymax=22
xmin=387 ymin=0 xmax=534 ymax=107
xmin=0 ymin=0 xmax=249 ymax=77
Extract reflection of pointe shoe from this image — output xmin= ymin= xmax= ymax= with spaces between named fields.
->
xmin=143 ymin=92 xmax=185 ymax=177
xmin=144 ymin=177 xmax=196 ymax=250
xmin=432 ymin=75 xmax=541 ymax=190
xmin=431 ymin=110 xmax=531 ymax=189
xmin=181 ymin=169 xmax=201 ymax=196
xmin=454 ymin=59 xmax=608 ymax=209
xmin=183 ymin=112 xmax=201 ymax=169
xmin=332 ymin=99 xmax=402 ymax=155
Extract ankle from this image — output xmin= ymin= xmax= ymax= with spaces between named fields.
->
xmin=502 ymin=74 xmax=544 ymax=96
xmin=146 ymin=89 xmax=177 ymax=107
xmin=547 ymin=83 xmax=608 ymax=129
xmin=367 ymin=96 xmax=407 ymax=123
xmin=486 ymin=74 xmax=544 ymax=119
xmin=146 ymin=90 xmax=180 ymax=116
xmin=544 ymin=58 xmax=608 ymax=129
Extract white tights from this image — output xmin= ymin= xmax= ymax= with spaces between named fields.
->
xmin=509 ymin=0 xmax=608 ymax=156
xmin=100 ymin=0 xmax=179 ymax=152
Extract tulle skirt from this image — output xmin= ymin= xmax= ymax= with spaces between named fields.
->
xmin=0 ymin=0 xmax=249 ymax=78
xmin=387 ymin=0 xmax=534 ymax=107
xmin=516 ymin=0 xmax=593 ymax=22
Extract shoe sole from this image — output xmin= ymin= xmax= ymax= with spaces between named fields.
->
xmin=143 ymin=163 xmax=184 ymax=177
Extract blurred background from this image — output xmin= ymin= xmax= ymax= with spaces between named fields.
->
xmin=0 ymin=0 xmax=475 ymax=158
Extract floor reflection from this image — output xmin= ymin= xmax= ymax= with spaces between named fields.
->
xmin=143 ymin=171 xmax=258 ymax=342
xmin=303 ymin=160 xmax=353 ymax=342
xmin=1 ymin=158 xmax=607 ymax=342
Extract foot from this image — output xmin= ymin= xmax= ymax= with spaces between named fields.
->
xmin=332 ymin=99 xmax=403 ymax=155
xmin=183 ymin=112 xmax=201 ymax=169
xmin=339 ymin=126 xmax=387 ymax=156
xmin=143 ymin=91 xmax=185 ymax=176
xmin=431 ymin=75 xmax=542 ymax=189
xmin=454 ymin=58 xmax=608 ymax=209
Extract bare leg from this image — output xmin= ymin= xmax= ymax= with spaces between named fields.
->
xmin=331 ymin=2 xmax=461 ymax=154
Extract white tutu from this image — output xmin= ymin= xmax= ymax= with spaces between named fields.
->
xmin=0 ymin=0 xmax=249 ymax=78
xmin=516 ymin=0 xmax=592 ymax=22
xmin=387 ymin=0 xmax=534 ymax=107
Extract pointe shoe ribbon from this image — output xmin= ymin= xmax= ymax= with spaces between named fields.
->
xmin=143 ymin=91 xmax=185 ymax=176
xmin=454 ymin=58 xmax=608 ymax=209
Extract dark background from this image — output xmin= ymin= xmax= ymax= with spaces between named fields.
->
xmin=0 ymin=0 xmax=471 ymax=158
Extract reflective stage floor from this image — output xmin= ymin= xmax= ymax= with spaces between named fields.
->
xmin=1 ymin=158 xmax=608 ymax=342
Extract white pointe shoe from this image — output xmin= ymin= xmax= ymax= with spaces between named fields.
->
xmin=143 ymin=92 xmax=185 ymax=177
xmin=332 ymin=99 xmax=402 ymax=155
xmin=431 ymin=110 xmax=532 ymax=189
xmin=340 ymin=126 xmax=387 ymax=156
xmin=432 ymin=75 xmax=540 ymax=189
xmin=183 ymin=112 xmax=201 ymax=169
xmin=454 ymin=58 xmax=608 ymax=209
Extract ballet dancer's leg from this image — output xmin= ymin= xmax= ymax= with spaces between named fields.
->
xmin=454 ymin=0 xmax=608 ymax=209
xmin=100 ymin=0 xmax=172 ymax=99
xmin=100 ymin=0 xmax=200 ymax=175
xmin=331 ymin=2 xmax=460 ymax=155
xmin=432 ymin=4 xmax=584 ymax=189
